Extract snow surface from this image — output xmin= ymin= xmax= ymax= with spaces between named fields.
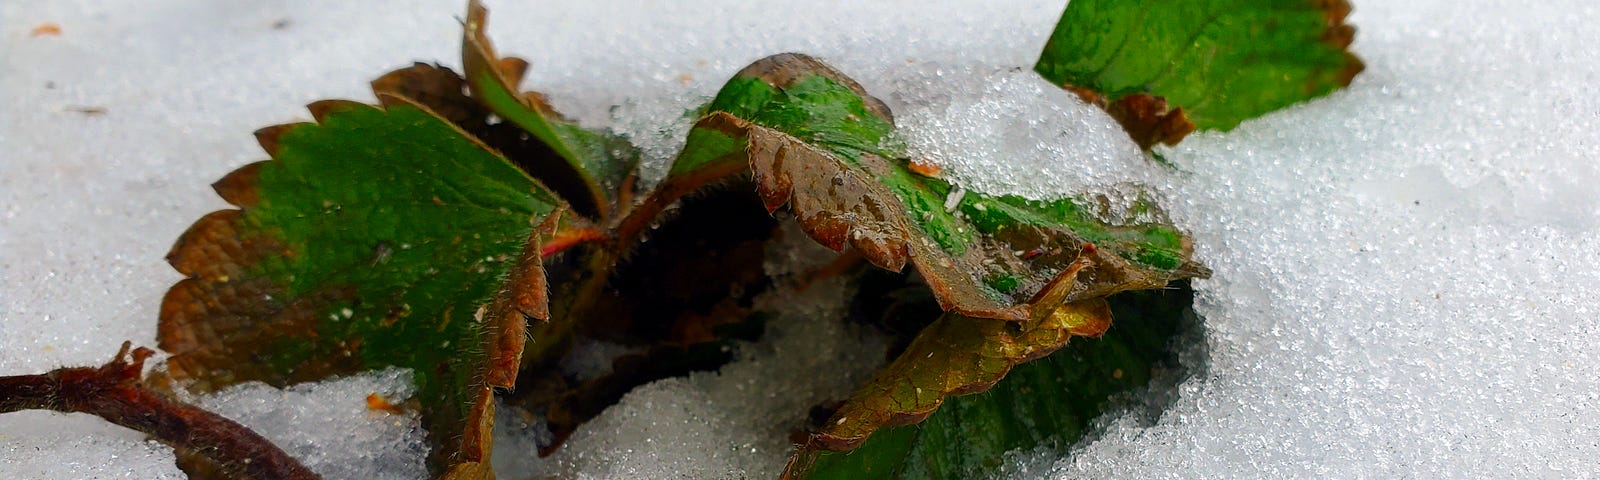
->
xmin=193 ymin=368 xmax=429 ymax=479
xmin=500 ymin=255 xmax=889 ymax=479
xmin=4 ymin=0 xmax=1600 ymax=479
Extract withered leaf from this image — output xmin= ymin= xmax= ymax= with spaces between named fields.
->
xmin=786 ymin=285 xmax=1196 ymax=479
xmin=794 ymin=254 xmax=1112 ymax=453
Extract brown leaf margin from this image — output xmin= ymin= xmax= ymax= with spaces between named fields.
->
xmin=1066 ymin=87 xmax=1195 ymax=150
xmin=1049 ymin=0 xmax=1365 ymax=149
xmin=159 ymin=95 xmax=553 ymax=480
xmin=789 ymin=253 xmax=1112 ymax=458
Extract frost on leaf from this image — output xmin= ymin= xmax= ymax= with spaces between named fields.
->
xmin=1035 ymin=0 xmax=1365 ymax=148
xmin=158 ymin=92 xmax=562 ymax=477
xmin=682 ymin=53 xmax=1208 ymax=323
xmin=672 ymin=53 xmax=1207 ymax=462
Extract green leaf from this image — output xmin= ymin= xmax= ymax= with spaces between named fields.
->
xmin=687 ymin=53 xmax=1207 ymax=323
xmin=463 ymin=0 xmax=639 ymax=220
xmin=787 ymin=285 xmax=1194 ymax=479
xmin=1034 ymin=0 xmax=1364 ymax=147
xmin=668 ymin=53 xmax=895 ymax=186
xmin=158 ymin=96 xmax=561 ymax=477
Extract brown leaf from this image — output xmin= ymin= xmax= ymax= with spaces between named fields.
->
xmin=371 ymin=62 xmax=490 ymax=128
xmin=1067 ymin=86 xmax=1195 ymax=150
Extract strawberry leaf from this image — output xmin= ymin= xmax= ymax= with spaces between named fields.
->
xmin=796 ymin=254 xmax=1113 ymax=453
xmin=1035 ymin=0 xmax=1365 ymax=148
xmin=660 ymin=53 xmax=1207 ymax=459
xmin=687 ymin=53 xmax=1207 ymax=323
xmin=462 ymin=1 xmax=639 ymax=221
xmin=786 ymin=285 xmax=1194 ymax=479
xmin=158 ymin=96 xmax=561 ymax=477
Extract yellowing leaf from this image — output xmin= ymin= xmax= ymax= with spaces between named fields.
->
xmin=796 ymin=255 xmax=1111 ymax=453
xmin=787 ymin=285 xmax=1196 ymax=479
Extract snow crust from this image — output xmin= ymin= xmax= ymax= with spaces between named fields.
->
xmin=4 ymin=0 xmax=1600 ymax=478
xmin=194 ymin=368 xmax=429 ymax=479
xmin=0 ymin=411 xmax=184 ymax=479
xmin=1032 ymin=2 xmax=1600 ymax=477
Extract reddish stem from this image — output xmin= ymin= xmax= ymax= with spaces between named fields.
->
xmin=611 ymin=159 xmax=749 ymax=253
xmin=0 ymin=342 xmax=319 ymax=480
xmin=541 ymin=227 xmax=608 ymax=258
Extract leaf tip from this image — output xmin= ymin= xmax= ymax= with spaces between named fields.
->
xmin=306 ymin=99 xmax=366 ymax=124
xmin=252 ymin=123 xmax=301 ymax=157
xmin=1338 ymin=51 xmax=1366 ymax=87
xmin=212 ymin=161 xmax=264 ymax=207
xmin=1318 ymin=0 xmax=1354 ymax=26
xmin=1062 ymin=297 xmax=1113 ymax=338
xmin=1074 ymin=89 xmax=1194 ymax=150
xmin=496 ymin=57 xmax=529 ymax=87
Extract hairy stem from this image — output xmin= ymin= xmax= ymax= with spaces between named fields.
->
xmin=0 ymin=342 xmax=319 ymax=480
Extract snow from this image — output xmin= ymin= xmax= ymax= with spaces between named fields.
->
xmin=194 ymin=368 xmax=429 ymax=479
xmin=4 ymin=0 xmax=1600 ymax=479
xmin=1028 ymin=2 xmax=1600 ymax=477
xmin=495 ymin=221 xmax=890 ymax=479
xmin=506 ymin=275 xmax=888 ymax=479
xmin=0 ymin=412 xmax=184 ymax=479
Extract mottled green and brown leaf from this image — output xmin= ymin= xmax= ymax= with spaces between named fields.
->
xmin=677 ymin=53 xmax=1207 ymax=323
xmin=159 ymin=95 xmax=561 ymax=477
xmin=787 ymin=284 xmax=1196 ymax=479
xmin=794 ymin=254 xmax=1112 ymax=453
xmin=649 ymin=54 xmax=1210 ymax=463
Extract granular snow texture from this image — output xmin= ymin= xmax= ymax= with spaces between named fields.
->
xmin=4 ymin=0 xmax=1599 ymax=478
